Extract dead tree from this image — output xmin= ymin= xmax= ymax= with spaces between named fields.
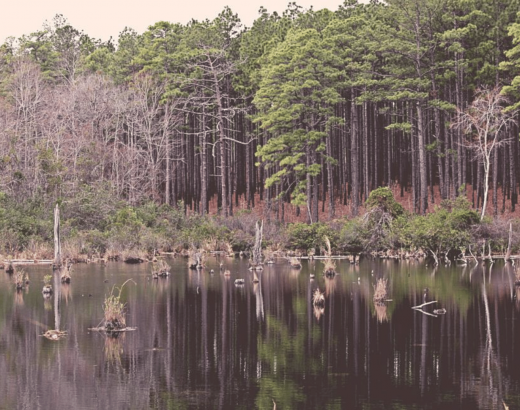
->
xmin=251 ymin=220 xmax=263 ymax=269
xmin=452 ymin=87 xmax=517 ymax=220
xmin=53 ymin=203 xmax=61 ymax=270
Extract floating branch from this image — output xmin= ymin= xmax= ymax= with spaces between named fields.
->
xmin=411 ymin=300 xmax=438 ymax=310
xmin=411 ymin=300 xmax=445 ymax=317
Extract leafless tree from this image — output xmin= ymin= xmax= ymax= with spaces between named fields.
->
xmin=452 ymin=87 xmax=517 ymax=220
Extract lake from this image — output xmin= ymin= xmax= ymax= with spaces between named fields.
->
xmin=1 ymin=257 xmax=519 ymax=409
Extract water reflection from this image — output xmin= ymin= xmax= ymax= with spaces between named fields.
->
xmin=1 ymin=259 xmax=520 ymax=409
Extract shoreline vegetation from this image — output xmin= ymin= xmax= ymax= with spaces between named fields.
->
xmin=2 ymin=188 xmax=520 ymax=269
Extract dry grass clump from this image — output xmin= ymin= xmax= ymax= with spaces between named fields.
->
xmin=104 ymin=292 xmax=126 ymax=331
xmin=105 ymin=248 xmax=120 ymax=261
xmin=289 ymin=257 xmax=302 ymax=269
xmin=60 ymin=261 xmax=73 ymax=283
xmin=152 ymin=259 xmax=170 ymax=278
xmin=61 ymin=237 xmax=85 ymax=262
xmin=323 ymin=259 xmax=336 ymax=276
xmin=19 ymin=239 xmax=54 ymax=260
xmin=14 ymin=268 xmax=29 ymax=290
xmin=103 ymin=280 xmax=134 ymax=332
xmin=42 ymin=274 xmax=53 ymax=295
xmin=312 ymin=288 xmax=325 ymax=307
xmin=223 ymin=241 xmax=234 ymax=257
xmin=373 ymin=278 xmax=388 ymax=304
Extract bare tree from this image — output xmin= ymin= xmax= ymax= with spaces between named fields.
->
xmin=452 ymin=87 xmax=517 ymax=220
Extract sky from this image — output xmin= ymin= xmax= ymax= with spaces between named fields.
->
xmin=1 ymin=0 xmax=345 ymax=44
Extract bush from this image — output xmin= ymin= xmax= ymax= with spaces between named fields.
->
xmin=339 ymin=218 xmax=369 ymax=253
xmin=400 ymin=195 xmax=479 ymax=262
xmin=285 ymin=222 xmax=337 ymax=254
xmin=365 ymin=187 xmax=404 ymax=218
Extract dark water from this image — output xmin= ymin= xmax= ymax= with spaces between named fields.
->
xmin=1 ymin=257 xmax=520 ymax=409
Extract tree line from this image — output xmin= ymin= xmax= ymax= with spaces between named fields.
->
xmin=1 ymin=0 xmax=520 ymax=225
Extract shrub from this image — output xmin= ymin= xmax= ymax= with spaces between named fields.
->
xmin=400 ymin=196 xmax=479 ymax=263
xmin=285 ymin=222 xmax=337 ymax=254
xmin=365 ymin=187 xmax=404 ymax=218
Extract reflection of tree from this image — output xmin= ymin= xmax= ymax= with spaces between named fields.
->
xmin=256 ymin=315 xmax=307 ymax=409
xmin=53 ymin=270 xmax=61 ymax=331
xmin=254 ymin=280 xmax=264 ymax=321
xmin=476 ymin=268 xmax=505 ymax=409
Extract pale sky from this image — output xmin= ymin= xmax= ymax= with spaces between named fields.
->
xmin=1 ymin=0 xmax=345 ymax=44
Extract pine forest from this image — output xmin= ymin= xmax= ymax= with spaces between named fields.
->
xmin=2 ymin=0 xmax=520 ymax=259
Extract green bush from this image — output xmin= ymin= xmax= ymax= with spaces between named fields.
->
xmin=339 ymin=217 xmax=369 ymax=253
xmin=400 ymin=195 xmax=479 ymax=260
xmin=365 ymin=187 xmax=404 ymax=218
xmin=285 ymin=222 xmax=337 ymax=254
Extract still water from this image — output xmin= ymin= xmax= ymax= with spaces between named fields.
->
xmin=1 ymin=257 xmax=520 ymax=409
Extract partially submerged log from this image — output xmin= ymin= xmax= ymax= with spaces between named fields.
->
xmin=89 ymin=326 xmax=137 ymax=333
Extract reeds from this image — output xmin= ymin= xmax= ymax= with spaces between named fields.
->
xmin=103 ymin=280 xmax=134 ymax=331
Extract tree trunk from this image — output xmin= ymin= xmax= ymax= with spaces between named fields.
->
xmin=416 ymin=101 xmax=428 ymax=214
xmin=351 ymin=93 xmax=359 ymax=216
xmin=53 ymin=204 xmax=61 ymax=269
